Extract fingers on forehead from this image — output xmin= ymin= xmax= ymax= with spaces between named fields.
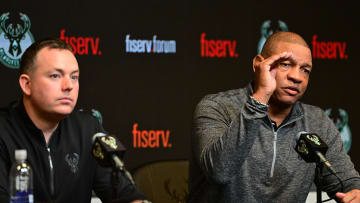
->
xmin=266 ymin=52 xmax=292 ymax=64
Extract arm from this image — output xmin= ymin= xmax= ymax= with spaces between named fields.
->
xmin=317 ymin=114 xmax=360 ymax=202
xmin=192 ymin=93 xmax=269 ymax=184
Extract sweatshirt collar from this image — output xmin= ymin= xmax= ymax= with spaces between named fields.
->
xmin=13 ymin=100 xmax=61 ymax=148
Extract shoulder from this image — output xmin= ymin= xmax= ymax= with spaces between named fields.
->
xmin=0 ymin=103 xmax=17 ymax=128
xmin=69 ymin=108 xmax=103 ymax=123
xmin=194 ymin=87 xmax=249 ymax=124
xmin=0 ymin=104 xmax=16 ymax=159
xmin=0 ymin=108 xmax=9 ymax=123
xmin=301 ymin=103 xmax=329 ymax=121
xmin=300 ymin=103 xmax=337 ymax=138
xmin=0 ymin=102 xmax=15 ymax=118
xmin=198 ymin=87 xmax=248 ymax=111
xmin=64 ymin=108 xmax=104 ymax=132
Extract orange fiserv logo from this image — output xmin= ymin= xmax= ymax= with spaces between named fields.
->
xmin=132 ymin=123 xmax=172 ymax=148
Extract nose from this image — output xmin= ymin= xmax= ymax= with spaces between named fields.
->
xmin=287 ymin=66 xmax=302 ymax=84
xmin=61 ymin=76 xmax=73 ymax=91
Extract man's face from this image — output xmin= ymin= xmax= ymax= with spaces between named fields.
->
xmin=27 ymin=47 xmax=79 ymax=117
xmin=270 ymin=41 xmax=312 ymax=105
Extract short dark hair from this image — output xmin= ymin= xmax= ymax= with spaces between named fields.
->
xmin=19 ymin=38 xmax=73 ymax=75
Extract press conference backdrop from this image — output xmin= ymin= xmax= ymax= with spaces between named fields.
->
xmin=1 ymin=0 xmax=358 ymax=182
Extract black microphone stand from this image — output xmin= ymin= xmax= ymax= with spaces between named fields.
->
xmin=315 ymin=163 xmax=324 ymax=203
xmin=110 ymin=159 xmax=152 ymax=203
xmin=111 ymin=155 xmax=137 ymax=199
xmin=112 ymin=154 xmax=135 ymax=185
xmin=111 ymin=166 xmax=121 ymax=199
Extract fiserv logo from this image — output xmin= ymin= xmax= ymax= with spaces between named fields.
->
xmin=60 ymin=29 xmax=102 ymax=56
xmin=132 ymin=123 xmax=172 ymax=148
xmin=0 ymin=12 xmax=34 ymax=69
xmin=200 ymin=33 xmax=238 ymax=58
xmin=312 ymin=35 xmax=348 ymax=59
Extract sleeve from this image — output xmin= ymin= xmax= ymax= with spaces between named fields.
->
xmin=316 ymin=114 xmax=360 ymax=198
xmin=90 ymin=114 xmax=147 ymax=203
xmin=0 ymin=137 xmax=10 ymax=202
xmin=192 ymin=95 xmax=268 ymax=184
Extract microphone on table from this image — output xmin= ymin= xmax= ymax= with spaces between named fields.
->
xmin=91 ymin=132 xmax=135 ymax=184
xmin=295 ymin=131 xmax=336 ymax=175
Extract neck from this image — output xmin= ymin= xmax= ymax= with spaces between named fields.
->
xmin=268 ymin=100 xmax=293 ymax=127
xmin=23 ymin=97 xmax=61 ymax=144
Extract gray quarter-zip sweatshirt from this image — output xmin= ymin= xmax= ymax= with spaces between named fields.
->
xmin=188 ymin=83 xmax=360 ymax=203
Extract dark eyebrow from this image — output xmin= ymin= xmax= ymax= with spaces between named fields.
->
xmin=282 ymin=57 xmax=312 ymax=69
xmin=53 ymin=68 xmax=80 ymax=75
xmin=71 ymin=70 xmax=80 ymax=74
xmin=300 ymin=62 xmax=312 ymax=69
xmin=53 ymin=69 xmax=64 ymax=74
xmin=287 ymin=57 xmax=296 ymax=65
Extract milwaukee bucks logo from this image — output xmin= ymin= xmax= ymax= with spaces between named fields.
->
xmin=325 ymin=108 xmax=352 ymax=152
xmin=258 ymin=20 xmax=288 ymax=54
xmin=0 ymin=12 xmax=34 ymax=69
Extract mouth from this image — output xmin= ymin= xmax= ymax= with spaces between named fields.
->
xmin=282 ymin=86 xmax=300 ymax=96
xmin=58 ymin=97 xmax=73 ymax=103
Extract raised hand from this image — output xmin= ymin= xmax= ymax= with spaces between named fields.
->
xmin=252 ymin=52 xmax=292 ymax=104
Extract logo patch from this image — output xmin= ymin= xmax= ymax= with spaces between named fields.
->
xmin=0 ymin=12 xmax=34 ymax=69
xmin=65 ymin=153 xmax=80 ymax=173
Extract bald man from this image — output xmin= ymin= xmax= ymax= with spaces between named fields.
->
xmin=188 ymin=32 xmax=360 ymax=203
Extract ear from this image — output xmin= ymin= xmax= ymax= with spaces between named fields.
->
xmin=252 ymin=54 xmax=264 ymax=72
xmin=19 ymin=74 xmax=31 ymax=96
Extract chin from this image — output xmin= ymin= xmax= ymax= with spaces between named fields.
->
xmin=281 ymin=97 xmax=300 ymax=105
xmin=54 ymin=107 xmax=75 ymax=116
xmin=272 ymin=96 xmax=298 ymax=106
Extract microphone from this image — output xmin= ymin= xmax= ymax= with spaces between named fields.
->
xmin=295 ymin=132 xmax=336 ymax=174
xmin=92 ymin=133 xmax=135 ymax=185
xmin=92 ymin=132 xmax=126 ymax=169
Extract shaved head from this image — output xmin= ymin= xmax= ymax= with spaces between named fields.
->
xmin=261 ymin=31 xmax=310 ymax=58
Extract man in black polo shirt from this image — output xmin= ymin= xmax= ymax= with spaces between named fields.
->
xmin=0 ymin=39 xmax=147 ymax=203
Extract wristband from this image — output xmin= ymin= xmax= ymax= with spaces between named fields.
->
xmin=250 ymin=96 xmax=269 ymax=107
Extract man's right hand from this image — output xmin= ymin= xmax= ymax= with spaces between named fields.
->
xmin=252 ymin=52 xmax=292 ymax=104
